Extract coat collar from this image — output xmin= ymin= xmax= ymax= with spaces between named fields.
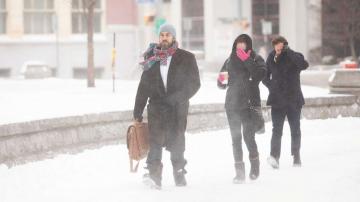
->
xmin=169 ymin=49 xmax=182 ymax=67
xmin=166 ymin=49 xmax=182 ymax=92
xmin=154 ymin=49 xmax=182 ymax=95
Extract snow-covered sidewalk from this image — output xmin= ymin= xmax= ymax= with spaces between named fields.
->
xmin=1 ymin=117 xmax=359 ymax=202
xmin=0 ymin=78 xmax=337 ymax=125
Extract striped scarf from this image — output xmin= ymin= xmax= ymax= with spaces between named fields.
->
xmin=140 ymin=42 xmax=178 ymax=71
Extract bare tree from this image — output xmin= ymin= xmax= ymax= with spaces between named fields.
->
xmin=323 ymin=0 xmax=360 ymax=61
xmin=82 ymin=0 xmax=96 ymax=87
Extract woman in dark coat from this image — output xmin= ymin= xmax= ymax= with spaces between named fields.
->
xmin=217 ymin=34 xmax=266 ymax=183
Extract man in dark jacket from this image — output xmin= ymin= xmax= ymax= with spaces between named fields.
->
xmin=262 ymin=36 xmax=309 ymax=169
xmin=133 ymin=24 xmax=200 ymax=189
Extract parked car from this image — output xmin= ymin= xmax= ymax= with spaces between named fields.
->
xmin=20 ymin=61 xmax=52 ymax=79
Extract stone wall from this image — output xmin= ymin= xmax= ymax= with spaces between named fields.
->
xmin=0 ymin=95 xmax=359 ymax=167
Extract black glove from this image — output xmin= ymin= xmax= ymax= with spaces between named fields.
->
xmin=282 ymin=45 xmax=290 ymax=54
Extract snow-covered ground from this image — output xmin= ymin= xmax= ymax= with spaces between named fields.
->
xmin=1 ymin=117 xmax=359 ymax=202
xmin=0 ymin=78 xmax=341 ymax=125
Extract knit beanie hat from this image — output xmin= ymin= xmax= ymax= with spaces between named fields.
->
xmin=159 ymin=23 xmax=176 ymax=38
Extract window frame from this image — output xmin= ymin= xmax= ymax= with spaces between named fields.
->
xmin=0 ymin=0 xmax=6 ymax=34
xmin=71 ymin=0 xmax=103 ymax=34
xmin=23 ymin=0 xmax=56 ymax=34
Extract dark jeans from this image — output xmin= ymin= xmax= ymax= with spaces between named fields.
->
xmin=226 ymin=108 xmax=259 ymax=163
xmin=146 ymin=142 xmax=186 ymax=170
xmin=270 ymin=105 xmax=302 ymax=159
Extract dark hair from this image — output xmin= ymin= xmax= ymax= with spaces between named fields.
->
xmin=231 ymin=34 xmax=253 ymax=55
xmin=272 ymin=36 xmax=288 ymax=46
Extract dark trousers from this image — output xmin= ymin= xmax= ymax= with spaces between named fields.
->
xmin=226 ymin=108 xmax=259 ymax=163
xmin=146 ymin=142 xmax=186 ymax=170
xmin=270 ymin=105 xmax=302 ymax=159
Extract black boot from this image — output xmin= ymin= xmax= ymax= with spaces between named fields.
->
xmin=249 ymin=157 xmax=260 ymax=180
xmin=143 ymin=162 xmax=163 ymax=189
xmin=233 ymin=161 xmax=245 ymax=184
xmin=172 ymin=160 xmax=187 ymax=186
xmin=293 ymin=153 xmax=301 ymax=167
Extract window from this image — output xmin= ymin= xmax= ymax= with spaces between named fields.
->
xmin=0 ymin=67 xmax=11 ymax=78
xmin=24 ymin=0 xmax=55 ymax=34
xmin=71 ymin=0 xmax=102 ymax=34
xmin=181 ymin=0 xmax=204 ymax=50
xmin=252 ymin=0 xmax=280 ymax=49
xmin=0 ymin=0 xmax=6 ymax=34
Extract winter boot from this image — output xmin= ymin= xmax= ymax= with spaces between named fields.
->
xmin=249 ymin=157 xmax=260 ymax=180
xmin=172 ymin=160 xmax=187 ymax=187
xmin=143 ymin=162 xmax=163 ymax=189
xmin=267 ymin=155 xmax=279 ymax=169
xmin=293 ymin=153 xmax=302 ymax=167
xmin=233 ymin=161 xmax=245 ymax=184
xmin=173 ymin=168 xmax=187 ymax=186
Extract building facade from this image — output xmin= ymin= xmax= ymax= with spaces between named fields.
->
xmin=0 ymin=0 xmax=140 ymax=79
xmin=138 ymin=0 xmax=322 ymax=68
xmin=0 ymin=0 xmax=323 ymax=79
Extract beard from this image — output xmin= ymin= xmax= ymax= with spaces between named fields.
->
xmin=159 ymin=40 xmax=173 ymax=50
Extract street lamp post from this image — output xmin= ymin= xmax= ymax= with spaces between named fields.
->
xmin=52 ymin=13 xmax=60 ymax=77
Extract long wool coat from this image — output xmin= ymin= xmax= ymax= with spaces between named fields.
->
xmin=133 ymin=48 xmax=201 ymax=152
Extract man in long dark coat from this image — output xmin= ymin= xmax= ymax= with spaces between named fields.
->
xmin=133 ymin=24 xmax=200 ymax=189
xmin=262 ymin=36 xmax=309 ymax=169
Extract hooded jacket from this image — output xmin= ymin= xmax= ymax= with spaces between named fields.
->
xmin=218 ymin=34 xmax=267 ymax=110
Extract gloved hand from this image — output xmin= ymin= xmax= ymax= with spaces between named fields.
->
xmin=237 ymin=48 xmax=252 ymax=61
xmin=281 ymin=45 xmax=290 ymax=54
xmin=217 ymin=71 xmax=229 ymax=85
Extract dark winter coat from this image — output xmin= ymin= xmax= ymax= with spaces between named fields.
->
xmin=218 ymin=38 xmax=267 ymax=110
xmin=133 ymin=48 xmax=200 ymax=152
xmin=262 ymin=48 xmax=309 ymax=108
